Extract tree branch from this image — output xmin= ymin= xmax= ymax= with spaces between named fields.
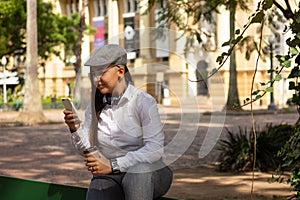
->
xmin=284 ymin=0 xmax=292 ymax=12
xmin=273 ymin=0 xmax=294 ymax=19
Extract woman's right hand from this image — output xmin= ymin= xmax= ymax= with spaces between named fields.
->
xmin=63 ymin=110 xmax=81 ymax=132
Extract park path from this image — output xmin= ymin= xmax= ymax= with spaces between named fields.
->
xmin=0 ymin=107 xmax=298 ymax=199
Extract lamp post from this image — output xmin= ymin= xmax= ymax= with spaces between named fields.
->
xmin=1 ymin=56 xmax=7 ymax=108
xmin=268 ymin=36 xmax=277 ymax=110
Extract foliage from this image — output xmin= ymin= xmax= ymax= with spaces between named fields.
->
xmin=55 ymin=13 xmax=81 ymax=65
xmin=144 ymin=0 xmax=253 ymax=109
xmin=216 ymin=0 xmax=300 ymax=108
xmin=36 ymin=1 xmax=66 ymax=64
xmin=145 ymin=0 xmax=298 ymax=109
xmin=0 ymin=84 xmax=23 ymax=110
xmin=146 ymin=0 xmax=299 ymax=195
xmin=0 ymin=84 xmax=23 ymax=103
xmin=57 ymin=12 xmax=96 ymax=65
xmin=256 ymin=123 xmax=294 ymax=171
xmin=0 ymin=0 xmax=26 ymax=57
xmin=0 ymin=0 xmax=55 ymax=61
xmin=0 ymin=0 xmax=93 ymax=73
xmin=217 ymin=127 xmax=252 ymax=172
xmin=145 ymin=0 xmax=250 ymax=49
xmin=212 ymin=5 xmax=300 ymax=195
xmin=276 ymin=122 xmax=300 ymax=199
xmin=274 ymin=3 xmax=300 ymax=199
xmin=0 ymin=0 xmax=95 ymax=105
xmin=284 ymin=7 xmax=300 ymax=107
xmin=217 ymin=124 xmax=294 ymax=172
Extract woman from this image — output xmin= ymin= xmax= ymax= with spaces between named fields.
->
xmin=63 ymin=44 xmax=173 ymax=200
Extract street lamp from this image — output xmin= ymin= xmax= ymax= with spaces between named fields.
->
xmin=268 ymin=36 xmax=277 ymax=110
xmin=1 ymin=56 xmax=7 ymax=107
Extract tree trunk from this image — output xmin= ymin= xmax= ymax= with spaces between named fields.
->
xmin=73 ymin=1 xmax=88 ymax=104
xmin=73 ymin=65 xmax=81 ymax=102
xmin=19 ymin=0 xmax=46 ymax=123
xmin=226 ymin=6 xmax=241 ymax=110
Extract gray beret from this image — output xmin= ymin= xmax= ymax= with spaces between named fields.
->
xmin=84 ymin=44 xmax=127 ymax=67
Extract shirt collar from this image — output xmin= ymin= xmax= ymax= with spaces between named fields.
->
xmin=123 ymin=84 xmax=136 ymax=98
xmin=104 ymin=84 xmax=136 ymax=106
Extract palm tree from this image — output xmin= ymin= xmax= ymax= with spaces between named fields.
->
xmin=146 ymin=0 xmax=248 ymax=110
xmin=19 ymin=0 xmax=46 ymax=123
xmin=226 ymin=0 xmax=241 ymax=110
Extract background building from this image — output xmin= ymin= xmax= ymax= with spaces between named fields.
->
xmin=35 ymin=0 xmax=292 ymax=109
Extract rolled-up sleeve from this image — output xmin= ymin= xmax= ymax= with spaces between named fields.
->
xmin=70 ymin=104 xmax=92 ymax=155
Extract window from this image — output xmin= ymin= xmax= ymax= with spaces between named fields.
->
xmin=94 ymin=0 xmax=107 ymax=17
xmin=66 ymin=0 xmax=79 ymax=17
xmin=123 ymin=0 xmax=139 ymax=13
xmin=156 ymin=0 xmax=166 ymax=9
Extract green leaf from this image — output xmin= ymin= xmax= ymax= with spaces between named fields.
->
xmin=263 ymin=0 xmax=273 ymax=10
xmin=201 ymin=71 xmax=208 ymax=78
xmin=289 ymin=81 xmax=296 ymax=90
xmin=274 ymin=74 xmax=282 ymax=81
xmin=295 ymin=54 xmax=300 ymax=65
xmin=296 ymin=15 xmax=300 ymax=23
xmin=251 ymin=11 xmax=264 ymax=23
xmin=252 ymin=90 xmax=260 ymax=95
xmin=211 ymin=68 xmax=218 ymax=74
xmin=289 ymin=47 xmax=299 ymax=56
xmin=222 ymin=41 xmax=231 ymax=47
xmin=266 ymin=87 xmax=273 ymax=92
xmin=216 ymin=56 xmax=223 ymax=64
xmin=286 ymin=38 xmax=300 ymax=47
xmin=276 ymin=55 xmax=286 ymax=62
xmin=254 ymin=95 xmax=262 ymax=100
xmin=288 ymin=67 xmax=300 ymax=78
xmin=195 ymin=31 xmax=202 ymax=44
xmin=260 ymin=82 xmax=268 ymax=86
xmin=235 ymin=35 xmax=243 ymax=44
xmin=282 ymin=60 xmax=291 ymax=68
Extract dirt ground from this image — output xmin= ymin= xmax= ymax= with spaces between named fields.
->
xmin=0 ymin=109 xmax=298 ymax=199
xmin=166 ymin=166 xmax=293 ymax=200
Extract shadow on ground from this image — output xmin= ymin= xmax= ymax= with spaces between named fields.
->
xmin=0 ymin=109 xmax=298 ymax=199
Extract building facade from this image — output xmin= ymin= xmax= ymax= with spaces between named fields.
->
xmin=37 ymin=0 xmax=292 ymax=109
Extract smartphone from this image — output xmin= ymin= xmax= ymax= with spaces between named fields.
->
xmin=62 ymin=98 xmax=78 ymax=114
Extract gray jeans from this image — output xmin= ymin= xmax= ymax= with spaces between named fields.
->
xmin=86 ymin=160 xmax=173 ymax=200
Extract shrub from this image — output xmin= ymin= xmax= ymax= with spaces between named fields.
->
xmin=217 ymin=123 xmax=294 ymax=172
xmin=256 ymin=124 xmax=294 ymax=172
xmin=217 ymin=127 xmax=252 ymax=172
xmin=276 ymin=122 xmax=300 ymax=199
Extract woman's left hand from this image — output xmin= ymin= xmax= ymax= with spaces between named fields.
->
xmin=84 ymin=151 xmax=112 ymax=175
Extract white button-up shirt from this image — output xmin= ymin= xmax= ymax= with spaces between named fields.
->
xmin=70 ymin=84 xmax=164 ymax=172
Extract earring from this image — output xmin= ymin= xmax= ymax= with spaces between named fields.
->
xmin=118 ymin=76 xmax=123 ymax=82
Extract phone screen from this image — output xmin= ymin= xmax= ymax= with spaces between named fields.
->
xmin=62 ymin=98 xmax=77 ymax=113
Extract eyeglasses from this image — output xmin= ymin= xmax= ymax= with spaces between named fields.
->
xmin=90 ymin=64 xmax=121 ymax=78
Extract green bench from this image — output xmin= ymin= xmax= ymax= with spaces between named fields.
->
xmin=0 ymin=175 xmax=178 ymax=200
